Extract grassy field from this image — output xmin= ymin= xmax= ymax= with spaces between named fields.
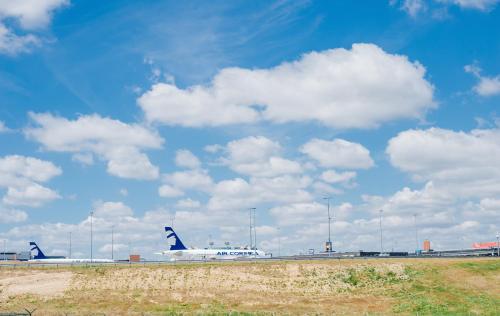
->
xmin=0 ymin=258 xmax=498 ymax=315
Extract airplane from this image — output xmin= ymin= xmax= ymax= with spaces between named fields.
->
xmin=158 ymin=226 xmax=267 ymax=261
xmin=28 ymin=242 xmax=114 ymax=263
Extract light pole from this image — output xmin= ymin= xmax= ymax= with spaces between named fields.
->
xmin=249 ymin=208 xmax=256 ymax=249
xmin=69 ymin=232 xmax=72 ymax=259
xmin=379 ymin=209 xmax=384 ymax=253
xmin=413 ymin=214 xmax=419 ymax=255
xmin=170 ymin=214 xmax=175 ymax=228
xmin=90 ymin=211 xmax=94 ymax=263
xmin=496 ymin=232 xmax=499 ymax=257
xmin=111 ymin=225 xmax=114 ymax=261
xmin=323 ymin=197 xmax=332 ymax=255
xmin=253 ymin=208 xmax=257 ymax=250
xmin=277 ymin=227 xmax=281 ymax=257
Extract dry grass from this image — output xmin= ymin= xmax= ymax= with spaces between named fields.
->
xmin=0 ymin=258 xmax=498 ymax=315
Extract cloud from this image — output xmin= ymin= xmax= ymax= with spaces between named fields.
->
xmin=221 ymin=136 xmax=302 ymax=177
xmin=98 ymin=243 xmax=128 ymax=254
xmin=158 ymin=184 xmax=184 ymax=198
xmin=25 ymin=113 xmax=163 ymax=180
xmin=341 ymin=125 xmax=500 ymax=250
xmin=93 ymin=201 xmax=133 ymax=219
xmin=0 ymin=24 xmax=39 ymax=55
xmin=0 ymin=203 xmax=255 ymax=259
xmin=0 ymin=121 xmax=8 ymax=133
xmin=0 ymin=0 xmax=69 ymax=29
xmin=175 ymin=149 xmax=201 ymax=169
xmin=387 ymin=127 xmax=500 ymax=196
xmin=204 ymin=144 xmax=224 ymax=153
xmin=138 ymin=43 xmax=435 ymax=129
xmin=465 ymin=64 xmax=500 ymax=97
xmin=311 ymin=181 xmax=344 ymax=195
xmin=0 ymin=207 xmax=28 ymax=223
xmin=162 ymin=169 xmax=214 ymax=192
xmin=363 ymin=182 xmax=455 ymax=218
xmin=320 ymin=170 xmax=357 ymax=187
xmin=3 ymin=183 xmax=60 ymax=207
xmin=300 ymin=138 xmax=374 ymax=169
xmin=463 ymin=198 xmax=500 ymax=219
xmin=270 ymin=202 xmax=353 ymax=226
xmin=394 ymin=0 xmax=499 ymax=18
xmin=400 ymin=0 xmax=427 ymax=17
xmin=0 ymin=0 xmax=68 ymax=55
xmin=175 ymin=198 xmax=201 ymax=209
xmin=255 ymin=225 xmax=278 ymax=236
xmin=437 ymin=0 xmax=500 ymax=11
xmin=207 ymin=175 xmax=312 ymax=211
xmin=0 ymin=155 xmax=61 ymax=207
xmin=380 ymin=126 xmax=500 ymax=240
xmin=270 ymin=202 xmax=325 ymax=226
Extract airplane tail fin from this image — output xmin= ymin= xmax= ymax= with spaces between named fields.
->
xmin=29 ymin=241 xmax=46 ymax=259
xmin=164 ymin=227 xmax=187 ymax=250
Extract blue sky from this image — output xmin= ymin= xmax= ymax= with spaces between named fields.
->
xmin=1 ymin=0 xmax=499 ymax=258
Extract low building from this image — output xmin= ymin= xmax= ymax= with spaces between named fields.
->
xmin=129 ymin=254 xmax=141 ymax=262
xmin=0 ymin=252 xmax=18 ymax=260
xmin=472 ymin=242 xmax=498 ymax=249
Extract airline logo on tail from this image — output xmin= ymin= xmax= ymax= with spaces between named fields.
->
xmin=29 ymin=241 xmax=46 ymax=259
xmin=165 ymin=227 xmax=187 ymax=250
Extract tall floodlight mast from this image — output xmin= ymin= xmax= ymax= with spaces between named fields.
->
xmin=111 ymin=225 xmax=114 ymax=261
xmin=379 ymin=209 xmax=384 ymax=253
xmin=90 ymin=211 xmax=94 ymax=263
xmin=496 ymin=232 xmax=499 ymax=257
xmin=249 ymin=208 xmax=256 ymax=249
xmin=323 ymin=197 xmax=332 ymax=255
xmin=69 ymin=232 xmax=72 ymax=259
xmin=413 ymin=213 xmax=419 ymax=255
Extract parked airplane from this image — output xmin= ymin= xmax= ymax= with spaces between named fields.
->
xmin=28 ymin=242 xmax=114 ymax=263
xmin=158 ymin=226 xmax=266 ymax=261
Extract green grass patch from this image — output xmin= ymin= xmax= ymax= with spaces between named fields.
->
xmin=392 ymin=264 xmax=500 ymax=315
xmin=456 ymin=260 xmax=500 ymax=275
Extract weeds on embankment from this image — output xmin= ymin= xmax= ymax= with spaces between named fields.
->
xmin=0 ymin=258 xmax=498 ymax=315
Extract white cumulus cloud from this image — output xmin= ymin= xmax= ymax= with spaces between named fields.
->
xmin=138 ymin=43 xmax=435 ymax=129
xmin=175 ymin=149 xmax=201 ymax=169
xmin=93 ymin=201 xmax=133 ymax=219
xmin=162 ymin=169 xmax=214 ymax=192
xmin=207 ymin=175 xmax=312 ymax=211
xmin=25 ymin=113 xmax=163 ymax=180
xmin=320 ymin=170 xmax=357 ymax=187
xmin=175 ymin=198 xmax=201 ymax=209
xmin=0 ymin=206 xmax=28 ymax=223
xmin=0 ymin=155 xmax=61 ymax=207
xmin=301 ymin=138 xmax=374 ymax=169
xmin=387 ymin=127 xmax=500 ymax=196
xmin=221 ymin=136 xmax=302 ymax=177
xmin=158 ymin=184 xmax=184 ymax=198
xmin=465 ymin=64 xmax=500 ymax=97
xmin=0 ymin=0 xmax=68 ymax=55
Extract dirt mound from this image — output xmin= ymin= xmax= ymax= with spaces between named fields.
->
xmin=0 ymin=270 xmax=73 ymax=299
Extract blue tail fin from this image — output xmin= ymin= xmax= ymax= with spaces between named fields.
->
xmin=29 ymin=242 xmax=46 ymax=259
xmin=165 ymin=227 xmax=187 ymax=250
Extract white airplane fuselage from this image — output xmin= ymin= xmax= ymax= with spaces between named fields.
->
xmin=28 ymin=258 xmax=114 ymax=264
xmin=161 ymin=248 xmax=266 ymax=261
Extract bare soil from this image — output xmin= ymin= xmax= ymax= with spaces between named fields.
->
xmin=0 ymin=270 xmax=72 ymax=299
xmin=0 ymin=258 xmax=497 ymax=315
